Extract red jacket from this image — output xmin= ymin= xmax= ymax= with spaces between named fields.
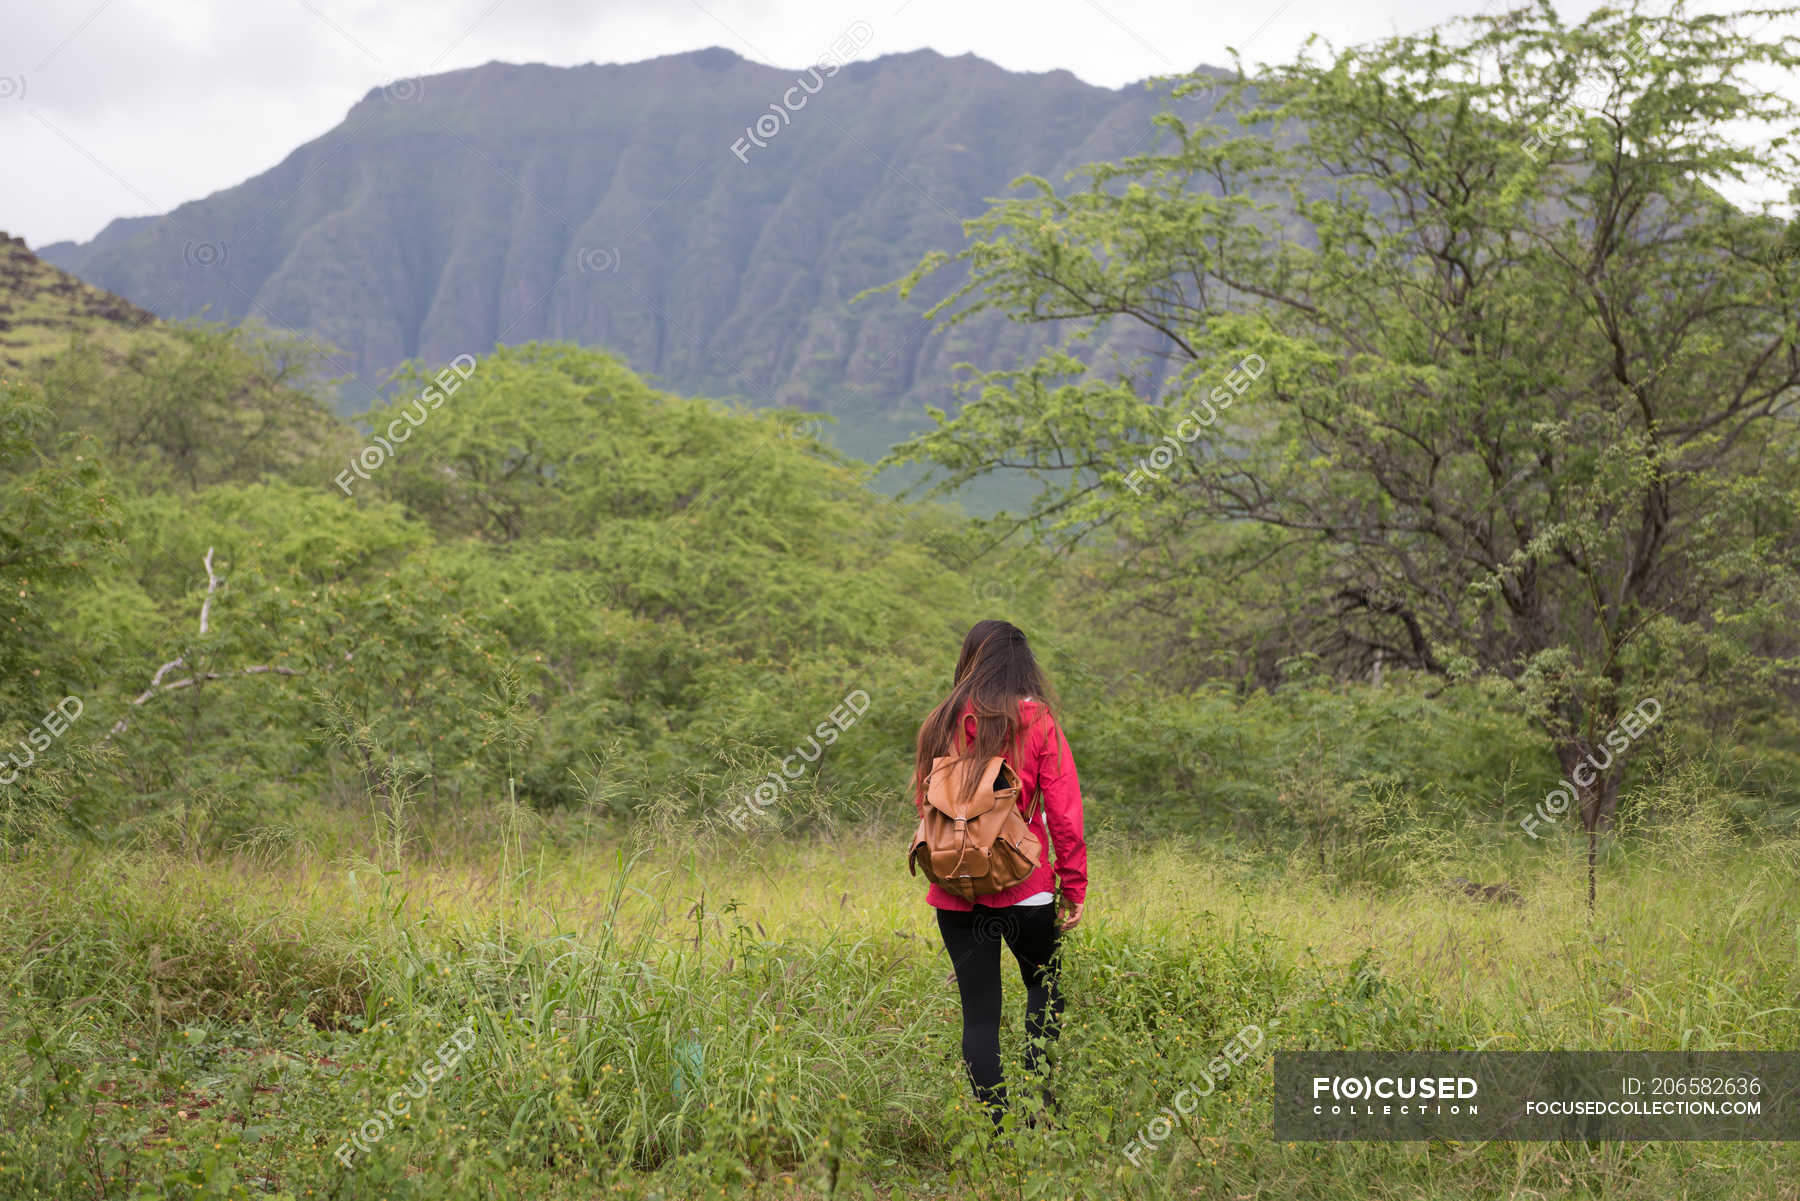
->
xmin=918 ymin=698 xmax=1088 ymax=911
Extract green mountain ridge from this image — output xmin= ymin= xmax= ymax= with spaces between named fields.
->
xmin=37 ymin=48 xmax=1213 ymax=446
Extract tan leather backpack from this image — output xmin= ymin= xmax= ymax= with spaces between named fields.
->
xmin=909 ymin=753 xmax=1042 ymax=900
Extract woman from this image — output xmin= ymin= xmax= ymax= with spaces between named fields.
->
xmin=912 ymin=619 xmax=1088 ymax=1128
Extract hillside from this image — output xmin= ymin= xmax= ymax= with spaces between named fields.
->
xmin=0 ymin=232 xmax=157 ymax=372
xmin=37 ymin=49 xmax=1211 ymax=444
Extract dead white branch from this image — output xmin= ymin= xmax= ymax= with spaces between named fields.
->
xmin=197 ymin=546 xmax=217 ymax=635
xmin=102 ymin=547 xmax=312 ymax=745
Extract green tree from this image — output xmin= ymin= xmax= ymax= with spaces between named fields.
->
xmin=887 ymin=2 xmax=1800 ymax=880
xmin=36 ymin=322 xmax=352 ymax=493
xmin=0 ymin=375 xmax=122 ymax=838
xmin=79 ymin=483 xmax=511 ymax=829
xmin=339 ymin=343 xmax=962 ymax=816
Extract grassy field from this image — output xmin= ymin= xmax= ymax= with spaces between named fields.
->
xmin=2 ymin=812 xmax=1797 ymax=1200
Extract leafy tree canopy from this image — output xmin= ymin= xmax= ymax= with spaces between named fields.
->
xmin=887 ymin=0 xmax=1800 ymax=829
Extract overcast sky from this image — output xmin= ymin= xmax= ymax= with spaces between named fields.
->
xmin=0 ymin=0 xmax=1789 ymax=248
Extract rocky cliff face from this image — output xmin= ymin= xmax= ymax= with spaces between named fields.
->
xmin=39 ymin=48 xmax=1211 ymax=432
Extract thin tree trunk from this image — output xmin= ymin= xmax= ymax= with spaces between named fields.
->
xmin=1556 ymin=737 xmax=1623 ymax=913
xmin=1587 ymin=825 xmax=1597 ymax=912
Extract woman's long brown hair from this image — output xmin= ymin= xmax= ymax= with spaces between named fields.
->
xmin=912 ymin=620 xmax=1056 ymax=809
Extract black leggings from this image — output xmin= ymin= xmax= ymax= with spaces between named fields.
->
xmin=936 ymin=903 xmax=1064 ymax=1124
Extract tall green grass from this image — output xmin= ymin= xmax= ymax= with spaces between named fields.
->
xmin=2 ymin=810 xmax=1797 ymax=1199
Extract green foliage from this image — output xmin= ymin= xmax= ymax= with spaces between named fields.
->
xmin=0 ymin=377 xmax=121 ymax=702
xmin=14 ymin=9 xmax=1800 ymax=851
xmin=16 ymin=335 xmax=987 ymax=840
xmin=8 ymin=313 xmax=1794 ymax=849
xmin=1061 ymin=672 xmax=1546 ymax=845
xmin=0 ymin=376 xmax=123 ymax=841
xmin=35 ymin=323 xmax=352 ymax=493
xmin=886 ymin=2 xmax=1800 ymax=830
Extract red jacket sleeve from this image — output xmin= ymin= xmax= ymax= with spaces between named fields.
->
xmin=1031 ymin=713 xmax=1088 ymax=905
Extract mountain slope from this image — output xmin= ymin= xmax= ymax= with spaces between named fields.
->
xmin=1 ymin=232 xmax=157 ymax=372
xmin=39 ymin=49 xmax=1210 ymax=437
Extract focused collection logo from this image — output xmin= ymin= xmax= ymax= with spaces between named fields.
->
xmin=1311 ymin=1074 xmax=1480 ymax=1115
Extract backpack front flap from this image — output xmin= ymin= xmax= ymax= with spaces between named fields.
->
xmin=909 ymin=754 xmax=1040 ymax=898
xmin=926 ymin=753 xmax=1011 ymax=818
